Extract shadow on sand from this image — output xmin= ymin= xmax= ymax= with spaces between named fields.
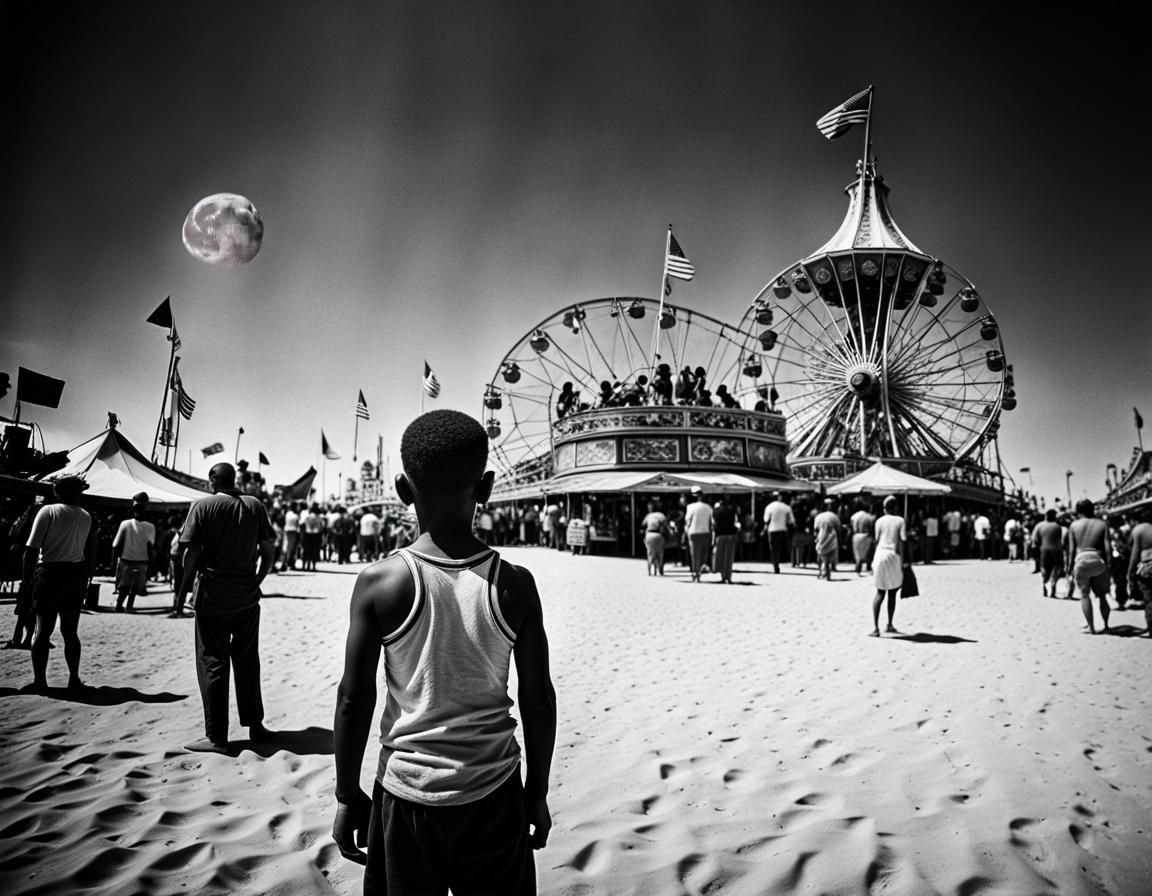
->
xmin=889 ymin=632 xmax=978 ymax=645
xmin=1098 ymin=624 xmax=1149 ymax=638
xmin=0 ymin=685 xmax=189 ymax=705
xmin=233 ymin=726 xmax=335 ymax=757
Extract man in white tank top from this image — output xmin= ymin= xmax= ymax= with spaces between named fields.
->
xmin=334 ymin=410 xmax=556 ymax=895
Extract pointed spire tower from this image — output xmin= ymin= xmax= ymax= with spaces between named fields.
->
xmin=742 ymin=99 xmax=1014 ymax=490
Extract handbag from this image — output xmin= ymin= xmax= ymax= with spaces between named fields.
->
xmin=901 ymin=564 xmax=919 ymax=598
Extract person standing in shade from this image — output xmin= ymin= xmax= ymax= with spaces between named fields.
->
xmin=112 ymin=492 xmax=156 ymax=612
xmin=640 ymin=502 xmax=668 ymax=576
xmin=21 ymin=476 xmax=96 ymax=692
xmin=973 ymin=511 xmax=992 ymax=560
xmin=922 ymin=510 xmax=939 ymax=564
xmin=762 ymin=491 xmax=795 ymax=574
xmin=175 ymin=463 xmax=277 ymax=753
xmin=712 ymin=496 xmax=738 ymax=584
xmin=333 ymin=410 xmax=555 ymax=894
xmin=870 ymin=495 xmax=908 ymax=636
xmin=1067 ymin=499 xmax=1112 ymax=634
xmin=282 ymin=502 xmax=301 ymax=571
xmin=849 ymin=500 xmax=876 ymax=576
xmin=684 ymin=487 xmax=713 ymax=582
xmin=813 ymin=498 xmax=842 ymax=581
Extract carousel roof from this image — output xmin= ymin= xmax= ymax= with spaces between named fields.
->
xmin=47 ymin=428 xmax=210 ymax=505
xmin=491 ymin=469 xmax=813 ymax=501
xmin=808 ymin=167 xmax=925 ymax=258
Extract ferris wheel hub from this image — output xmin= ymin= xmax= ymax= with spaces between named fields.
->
xmin=846 ymin=362 xmax=882 ymax=397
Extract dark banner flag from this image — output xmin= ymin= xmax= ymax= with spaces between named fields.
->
xmin=259 ymin=451 xmax=270 ymax=466
xmin=277 ymin=466 xmax=317 ymax=500
xmin=201 ymin=442 xmax=225 ymax=457
xmin=17 ymin=367 xmax=66 ymax=408
xmin=147 ymin=296 xmax=174 ymax=329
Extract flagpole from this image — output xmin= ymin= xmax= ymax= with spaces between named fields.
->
xmin=353 ymin=412 xmax=360 ymax=464
xmin=649 ymin=226 xmax=672 ymax=371
xmin=235 ymin=427 xmax=244 ymax=463
xmin=862 ymin=85 xmax=873 ymax=171
xmin=152 ymin=331 xmax=178 ymax=463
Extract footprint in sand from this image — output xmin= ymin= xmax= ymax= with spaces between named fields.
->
xmin=722 ymin=768 xmax=757 ymax=791
xmin=568 ymin=839 xmax=614 ymax=874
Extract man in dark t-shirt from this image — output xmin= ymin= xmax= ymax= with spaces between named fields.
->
xmin=712 ymin=498 xmax=739 ymax=584
xmin=176 ymin=463 xmax=276 ymax=753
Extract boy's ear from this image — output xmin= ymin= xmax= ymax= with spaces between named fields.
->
xmin=395 ymin=473 xmax=415 ymax=507
xmin=474 ymin=470 xmax=495 ymax=505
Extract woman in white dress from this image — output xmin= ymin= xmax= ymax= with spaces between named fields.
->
xmin=871 ymin=495 xmax=907 ymax=637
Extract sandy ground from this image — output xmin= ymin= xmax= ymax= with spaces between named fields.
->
xmin=1 ymin=550 xmax=1150 ymax=896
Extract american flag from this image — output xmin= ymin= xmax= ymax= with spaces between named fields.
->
xmin=171 ymin=360 xmax=195 ymax=420
xmin=816 ymin=86 xmax=872 ymax=140
xmin=666 ymin=231 xmax=695 ymax=281
xmin=423 ymin=361 xmax=441 ymax=399
xmin=355 ymin=390 xmax=370 ymax=420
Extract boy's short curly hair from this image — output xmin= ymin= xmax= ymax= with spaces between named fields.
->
xmin=400 ymin=410 xmax=488 ymax=493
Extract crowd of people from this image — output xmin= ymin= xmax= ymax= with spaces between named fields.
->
xmin=555 ymin=363 xmax=748 ymax=420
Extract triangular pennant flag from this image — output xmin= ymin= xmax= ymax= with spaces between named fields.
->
xmin=147 ymin=296 xmax=174 ymax=329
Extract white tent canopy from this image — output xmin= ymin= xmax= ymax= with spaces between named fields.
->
xmin=826 ymin=461 xmax=952 ymax=496
xmin=48 ymin=429 xmax=210 ymax=505
xmin=491 ymin=469 xmax=812 ymax=502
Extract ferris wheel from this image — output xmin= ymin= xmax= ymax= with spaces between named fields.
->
xmin=481 ymin=297 xmax=753 ymax=484
xmin=737 ymin=253 xmax=1014 ymax=466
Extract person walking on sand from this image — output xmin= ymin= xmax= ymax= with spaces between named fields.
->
xmin=1126 ymin=508 xmax=1152 ymax=637
xmin=870 ymin=495 xmax=907 ymax=637
xmin=1032 ymin=509 xmax=1064 ymax=598
xmin=813 ymin=498 xmax=841 ymax=581
xmin=20 ymin=476 xmax=96 ymax=692
xmin=762 ymin=491 xmax=795 ymax=574
xmin=1067 ymin=499 xmax=1112 ymax=634
xmin=333 ymin=410 xmax=556 ymax=895
xmin=111 ymin=492 xmax=155 ymax=612
xmin=175 ymin=462 xmax=277 ymax=753
xmin=684 ymin=487 xmax=714 ymax=582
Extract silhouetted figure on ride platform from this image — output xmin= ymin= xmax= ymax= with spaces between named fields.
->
xmin=715 ymin=384 xmax=739 ymax=409
xmin=652 ymin=364 xmax=673 ymax=405
xmin=597 ymin=380 xmax=615 ymax=408
xmin=621 ymin=376 xmax=649 ymax=407
xmin=693 ymin=367 xmax=707 ymax=403
xmin=696 ymin=389 xmax=713 ymax=408
xmin=675 ymin=367 xmax=696 ymax=404
xmin=556 ymin=382 xmax=579 ymax=419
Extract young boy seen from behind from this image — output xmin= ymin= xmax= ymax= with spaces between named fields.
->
xmin=333 ymin=410 xmax=557 ymax=895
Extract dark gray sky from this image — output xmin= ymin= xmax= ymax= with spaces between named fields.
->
xmin=3 ymin=1 xmax=1147 ymax=502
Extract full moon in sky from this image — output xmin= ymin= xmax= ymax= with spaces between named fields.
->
xmin=182 ymin=193 xmax=264 ymax=267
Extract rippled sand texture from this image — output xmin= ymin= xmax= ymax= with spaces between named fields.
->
xmin=2 ymin=552 xmax=1150 ymax=895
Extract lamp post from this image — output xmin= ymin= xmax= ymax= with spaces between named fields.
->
xmin=1065 ymin=470 xmax=1073 ymax=507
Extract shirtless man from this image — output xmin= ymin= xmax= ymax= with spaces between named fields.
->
xmin=1126 ymin=509 xmax=1152 ymax=638
xmin=1067 ymin=499 xmax=1112 ymax=634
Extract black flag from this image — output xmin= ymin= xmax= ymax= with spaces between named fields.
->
xmin=147 ymin=296 xmax=174 ymax=329
xmin=1136 ymin=407 xmax=1144 ymax=430
xmin=259 ymin=451 xmax=270 ymax=465
xmin=16 ymin=367 xmax=66 ymax=408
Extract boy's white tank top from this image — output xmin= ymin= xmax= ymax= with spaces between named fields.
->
xmin=377 ymin=546 xmax=520 ymax=805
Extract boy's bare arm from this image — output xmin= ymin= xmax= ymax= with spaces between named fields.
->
xmin=333 ymin=559 xmax=414 ymax=863
xmin=507 ymin=565 xmax=557 ymax=848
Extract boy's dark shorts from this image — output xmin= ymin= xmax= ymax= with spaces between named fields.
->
xmin=30 ymin=562 xmax=88 ymax=616
xmin=364 ymin=770 xmax=535 ymax=896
